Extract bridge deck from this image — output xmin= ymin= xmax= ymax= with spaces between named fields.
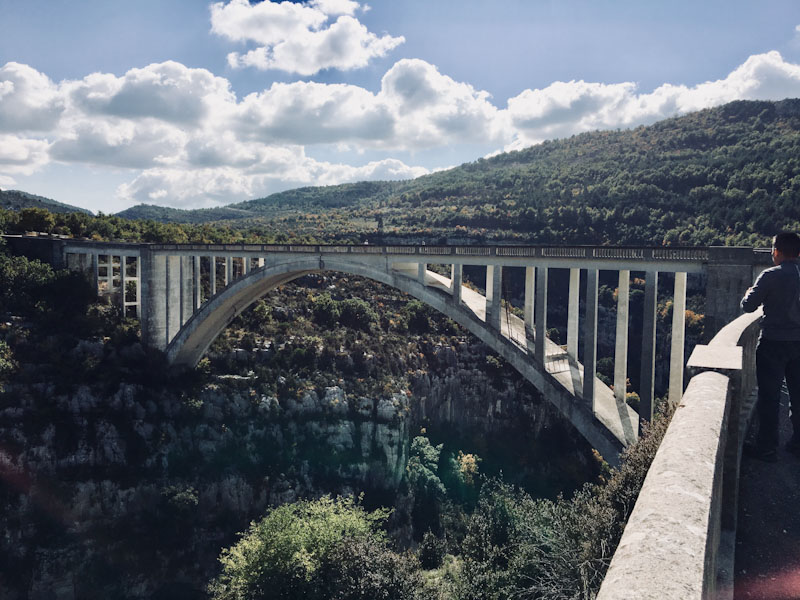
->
xmin=426 ymin=270 xmax=639 ymax=446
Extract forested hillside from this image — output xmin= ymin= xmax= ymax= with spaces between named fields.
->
xmin=113 ymin=99 xmax=800 ymax=248
xmin=0 ymin=189 xmax=92 ymax=215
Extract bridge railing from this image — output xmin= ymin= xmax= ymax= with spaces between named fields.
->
xmin=597 ymin=308 xmax=763 ymax=600
xmin=142 ymin=241 xmax=713 ymax=262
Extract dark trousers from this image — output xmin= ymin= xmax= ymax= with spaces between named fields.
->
xmin=756 ymin=338 xmax=800 ymax=450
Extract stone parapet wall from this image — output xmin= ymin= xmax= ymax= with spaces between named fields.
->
xmin=597 ymin=310 xmax=763 ymax=600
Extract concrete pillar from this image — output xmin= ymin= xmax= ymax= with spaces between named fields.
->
xmin=134 ymin=257 xmax=141 ymax=319
xmin=418 ymin=262 xmax=427 ymax=286
xmin=180 ymin=255 xmax=193 ymax=326
xmin=166 ymin=255 xmax=181 ymax=344
xmin=120 ymin=256 xmax=128 ymax=315
xmin=567 ymin=268 xmax=580 ymax=360
xmin=451 ymin=264 xmax=462 ymax=305
xmin=640 ymin=270 xmax=658 ymax=425
xmin=193 ymin=256 xmax=201 ymax=311
xmin=486 ymin=265 xmax=502 ymax=330
xmin=244 ymin=256 xmax=251 ymax=276
xmin=140 ymin=250 xmax=168 ymax=350
xmin=669 ymin=272 xmax=688 ymax=405
xmin=535 ymin=266 xmax=548 ymax=365
xmin=524 ymin=266 xmax=535 ymax=335
xmin=258 ymin=257 xmax=265 ymax=268
xmin=210 ymin=256 xmax=217 ymax=296
xmin=105 ymin=255 xmax=113 ymax=295
xmin=225 ymin=256 xmax=233 ymax=285
xmin=92 ymin=253 xmax=99 ymax=296
xmin=614 ymin=270 xmax=631 ymax=405
xmin=583 ymin=269 xmax=599 ymax=409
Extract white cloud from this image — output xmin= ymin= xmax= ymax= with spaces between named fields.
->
xmin=66 ymin=61 xmax=235 ymax=125
xmin=5 ymin=50 xmax=800 ymax=209
xmin=211 ymin=0 xmax=403 ymax=75
xmin=117 ymin=155 xmax=427 ymax=208
xmin=0 ymin=62 xmax=64 ymax=132
xmin=506 ymin=51 xmax=800 ymax=149
xmin=235 ymin=81 xmax=394 ymax=145
xmin=379 ymin=59 xmax=507 ymax=148
xmin=0 ymin=134 xmax=50 ymax=175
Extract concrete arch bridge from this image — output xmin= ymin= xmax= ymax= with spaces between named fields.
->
xmin=4 ymin=236 xmax=770 ymax=465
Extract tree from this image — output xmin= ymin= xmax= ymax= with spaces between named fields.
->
xmin=208 ymin=496 xmax=417 ymax=600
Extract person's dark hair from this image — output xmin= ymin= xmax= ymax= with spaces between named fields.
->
xmin=773 ymin=232 xmax=800 ymax=258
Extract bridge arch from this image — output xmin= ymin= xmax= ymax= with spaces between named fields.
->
xmin=165 ymin=255 xmax=627 ymax=463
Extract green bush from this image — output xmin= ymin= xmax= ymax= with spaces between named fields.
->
xmin=312 ymin=293 xmax=341 ymax=327
xmin=338 ymin=298 xmax=377 ymax=331
xmin=208 ymin=496 xmax=406 ymax=600
xmin=418 ymin=531 xmax=446 ymax=570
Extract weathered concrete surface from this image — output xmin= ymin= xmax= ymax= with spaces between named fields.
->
xmin=597 ymin=371 xmax=731 ymax=600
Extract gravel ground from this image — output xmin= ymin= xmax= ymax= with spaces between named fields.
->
xmin=735 ymin=391 xmax=800 ymax=600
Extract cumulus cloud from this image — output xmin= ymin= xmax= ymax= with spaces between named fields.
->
xmin=235 ymin=81 xmax=394 ymax=145
xmin=0 ymin=62 xmax=64 ymax=132
xmin=379 ymin=59 xmax=507 ymax=148
xmin=0 ymin=134 xmax=50 ymax=175
xmin=4 ymin=50 xmax=800 ymax=209
xmin=66 ymin=61 xmax=235 ymax=125
xmin=506 ymin=51 xmax=800 ymax=149
xmin=211 ymin=0 xmax=403 ymax=75
xmin=117 ymin=156 xmax=427 ymax=208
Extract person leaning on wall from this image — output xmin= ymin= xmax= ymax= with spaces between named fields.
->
xmin=740 ymin=231 xmax=800 ymax=462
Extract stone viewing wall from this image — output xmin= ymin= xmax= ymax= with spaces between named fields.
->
xmin=596 ymin=309 xmax=763 ymax=600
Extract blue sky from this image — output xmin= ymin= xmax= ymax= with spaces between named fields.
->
xmin=1 ymin=0 xmax=800 ymax=213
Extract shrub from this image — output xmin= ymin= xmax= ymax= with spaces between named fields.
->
xmin=418 ymin=531 xmax=447 ymax=570
xmin=312 ymin=293 xmax=341 ymax=327
xmin=208 ymin=496 xmax=397 ymax=600
xmin=338 ymin=298 xmax=377 ymax=331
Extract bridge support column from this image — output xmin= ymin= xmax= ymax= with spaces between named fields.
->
xmin=583 ymin=268 xmax=599 ymax=408
xmin=91 ymin=253 xmax=99 ymax=296
xmin=166 ymin=255 xmax=181 ymax=343
xmin=180 ymin=256 xmax=193 ymax=326
xmin=225 ymin=256 xmax=233 ymax=286
xmin=418 ymin=262 xmax=427 ymax=286
xmin=535 ymin=266 xmax=548 ymax=365
xmin=244 ymin=256 xmax=251 ymax=276
xmin=258 ymin=257 xmax=265 ymax=268
xmin=120 ymin=256 xmax=128 ymax=315
xmin=486 ymin=265 xmax=502 ymax=330
xmin=669 ymin=272 xmax=687 ymax=405
xmin=640 ymin=270 xmax=658 ymax=425
xmin=451 ymin=264 xmax=462 ymax=305
xmin=210 ymin=256 xmax=217 ymax=296
xmin=524 ymin=266 xmax=535 ymax=335
xmin=567 ymin=268 xmax=580 ymax=360
xmin=193 ymin=256 xmax=201 ymax=311
xmin=140 ymin=250 xmax=168 ymax=350
xmin=614 ymin=270 xmax=630 ymax=405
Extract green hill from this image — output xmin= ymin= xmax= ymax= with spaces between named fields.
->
xmin=0 ymin=189 xmax=92 ymax=215
xmin=108 ymin=99 xmax=800 ymax=247
xmin=115 ymin=203 xmax=250 ymax=223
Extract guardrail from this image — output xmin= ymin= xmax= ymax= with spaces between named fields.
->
xmin=597 ymin=309 xmax=762 ymax=600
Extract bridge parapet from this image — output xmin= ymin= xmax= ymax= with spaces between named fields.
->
xmin=597 ymin=309 xmax=762 ymax=600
